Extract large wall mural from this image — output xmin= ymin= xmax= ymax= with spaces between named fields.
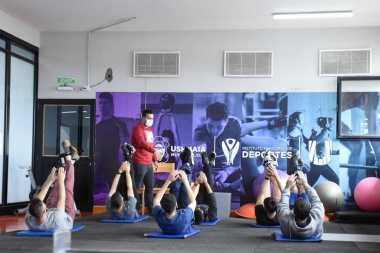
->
xmin=94 ymin=92 xmax=380 ymax=211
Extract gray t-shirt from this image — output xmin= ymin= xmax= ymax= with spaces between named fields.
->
xmin=106 ymin=196 xmax=139 ymax=219
xmin=25 ymin=208 xmax=73 ymax=231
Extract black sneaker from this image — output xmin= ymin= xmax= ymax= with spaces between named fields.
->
xmin=201 ymin=151 xmax=209 ymax=165
xmin=209 ymin=152 xmax=216 ymax=167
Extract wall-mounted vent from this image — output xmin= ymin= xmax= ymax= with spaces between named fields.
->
xmin=133 ymin=51 xmax=180 ymax=77
xmin=224 ymin=51 xmax=273 ymax=77
xmin=319 ymin=48 xmax=371 ymax=76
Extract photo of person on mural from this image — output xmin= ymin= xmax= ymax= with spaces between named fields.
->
xmin=240 ymin=93 xmax=289 ymax=204
xmin=153 ymin=93 xmax=181 ymax=187
xmin=287 ymin=112 xmax=339 ymax=186
xmin=95 ymin=92 xmax=130 ymax=204
xmin=286 ymin=93 xmax=340 ymax=189
xmin=192 ymin=93 xmax=287 ymax=208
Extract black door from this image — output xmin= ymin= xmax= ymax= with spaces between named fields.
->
xmin=35 ymin=99 xmax=95 ymax=212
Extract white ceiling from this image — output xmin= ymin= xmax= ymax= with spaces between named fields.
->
xmin=0 ymin=0 xmax=380 ymax=32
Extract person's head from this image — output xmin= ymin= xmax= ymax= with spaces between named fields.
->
xmin=179 ymin=146 xmax=195 ymax=166
xmin=98 ymin=92 xmax=114 ymax=118
xmin=111 ymin=192 xmax=124 ymax=211
xmin=160 ymin=194 xmax=177 ymax=213
xmin=160 ymin=93 xmax=175 ymax=112
xmin=141 ymin=109 xmax=154 ymax=127
xmin=194 ymin=208 xmax=205 ymax=224
xmin=316 ymin=117 xmax=334 ymax=131
xmin=263 ymin=197 xmax=278 ymax=214
xmin=294 ymin=197 xmax=311 ymax=221
xmin=29 ymin=198 xmax=46 ymax=220
xmin=205 ymin=102 xmax=229 ymax=138
xmin=288 ymin=112 xmax=304 ymax=132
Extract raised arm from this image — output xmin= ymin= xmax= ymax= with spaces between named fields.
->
xmin=36 ymin=167 xmax=57 ymax=201
xmin=125 ymin=162 xmax=134 ymax=198
xmin=255 ymin=167 xmax=272 ymax=205
xmin=108 ymin=162 xmax=127 ymax=197
xmin=153 ymin=170 xmax=179 ymax=207
xmin=179 ymin=170 xmax=196 ymax=211
xmin=240 ymin=120 xmax=269 ymax=137
xmin=191 ymin=173 xmax=203 ymax=197
xmin=56 ymin=167 xmax=66 ymax=210
xmin=153 ymin=111 xmax=165 ymax=136
xmin=168 ymin=112 xmax=181 ymax=146
xmin=268 ymin=165 xmax=285 ymax=200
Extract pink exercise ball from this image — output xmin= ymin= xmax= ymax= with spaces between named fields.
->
xmin=253 ymin=170 xmax=289 ymax=199
xmin=354 ymin=177 xmax=380 ymax=212
xmin=314 ymin=181 xmax=344 ymax=213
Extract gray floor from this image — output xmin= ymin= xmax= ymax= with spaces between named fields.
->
xmin=1 ymin=213 xmax=380 ymax=253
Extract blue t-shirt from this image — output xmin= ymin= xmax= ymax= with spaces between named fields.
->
xmin=153 ymin=205 xmax=194 ymax=235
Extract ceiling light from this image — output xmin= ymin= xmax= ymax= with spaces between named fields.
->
xmin=273 ymin=11 xmax=354 ymax=19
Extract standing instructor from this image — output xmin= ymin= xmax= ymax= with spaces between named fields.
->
xmin=131 ymin=109 xmax=162 ymax=214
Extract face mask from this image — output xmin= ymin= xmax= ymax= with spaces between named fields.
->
xmin=145 ymin=119 xmax=153 ymax=127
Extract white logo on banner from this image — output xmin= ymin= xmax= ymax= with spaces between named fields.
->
xmin=222 ymin=138 xmax=240 ymax=166
xmin=154 ymin=136 xmax=170 ymax=162
xmin=308 ymin=140 xmax=333 ymax=165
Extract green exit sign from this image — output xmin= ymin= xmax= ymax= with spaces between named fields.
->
xmin=57 ymin=77 xmax=76 ymax=84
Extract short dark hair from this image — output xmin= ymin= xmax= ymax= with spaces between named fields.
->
xmin=263 ymin=197 xmax=278 ymax=213
xmin=294 ymin=198 xmax=311 ymax=220
xmin=206 ymin=102 xmax=229 ymax=121
xmin=111 ymin=192 xmax=123 ymax=209
xmin=288 ymin=111 xmax=303 ymax=133
xmin=99 ymin=92 xmax=114 ymax=103
xmin=194 ymin=208 xmax=204 ymax=224
xmin=29 ymin=198 xmax=44 ymax=219
xmin=179 ymin=146 xmax=193 ymax=164
xmin=160 ymin=194 xmax=176 ymax=213
xmin=142 ymin=109 xmax=153 ymax=117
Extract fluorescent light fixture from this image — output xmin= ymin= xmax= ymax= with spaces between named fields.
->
xmin=273 ymin=11 xmax=354 ymax=19
xmin=62 ymin=111 xmax=77 ymax=114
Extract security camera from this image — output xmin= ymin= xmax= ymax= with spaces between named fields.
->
xmin=105 ymin=68 xmax=113 ymax=82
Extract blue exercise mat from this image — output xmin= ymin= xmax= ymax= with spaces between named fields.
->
xmin=198 ymin=217 xmax=221 ymax=226
xmin=251 ymin=223 xmax=280 ymax=228
xmin=100 ymin=215 xmax=149 ymax=223
xmin=273 ymin=231 xmax=323 ymax=242
xmin=144 ymin=229 xmax=201 ymax=239
xmin=15 ymin=225 xmax=85 ymax=236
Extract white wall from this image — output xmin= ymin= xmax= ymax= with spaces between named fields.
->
xmin=0 ymin=9 xmax=40 ymax=47
xmin=39 ymin=27 xmax=380 ymax=99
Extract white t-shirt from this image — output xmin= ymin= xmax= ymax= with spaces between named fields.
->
xmin=25 ymin=208 xmax=73 ymax=231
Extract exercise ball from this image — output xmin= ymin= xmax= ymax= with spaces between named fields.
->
xmin=354 ymin=177 xmax=380 ymax=212
xmin=253 ymin=170 xmax=288 ymax=199
xmin=314 ymin=181 xmax=344 ymax=213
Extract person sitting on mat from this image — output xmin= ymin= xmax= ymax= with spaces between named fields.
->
xmin=106 ymin=161 xmax=139 ymax=219
xmin=277 ymin=171 xmax=324 ymax=238
xmin=153 ymin=169 xmax=196 ymax=235
xmin=255 ymin=149 xmax=285 ymax=226
xmin=192 ymin=151 xmax=218 ymax=224
xmin=25 ymin=155 xmax=76 ymax=231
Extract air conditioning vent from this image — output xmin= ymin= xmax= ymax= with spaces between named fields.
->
xmin=224 ymin=51 xmax=273 ymax=77
xmin=319 ymin=49 xmax=371 ymax=76
xmin=134 ymin=51 xmax=180 ymax=77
